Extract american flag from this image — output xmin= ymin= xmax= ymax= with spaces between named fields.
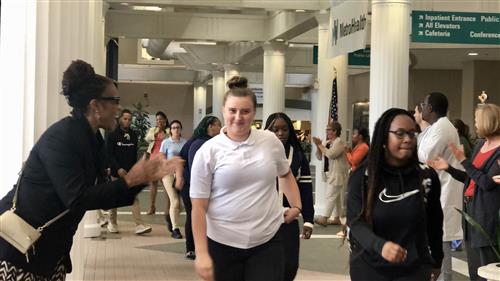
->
xmin=329 ymin=77 xmax=338 ymax=122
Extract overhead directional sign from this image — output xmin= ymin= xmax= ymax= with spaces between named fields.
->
xmin=328 ymin=0 xmax=369 ymax=58
xmin=348 ymin=48 xmax=370 ymax=66
xmin=412 ymin=11 xmax=500 ymax=45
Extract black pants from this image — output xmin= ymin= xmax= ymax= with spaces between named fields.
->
xmin=350 ymin=256 xmax=431 ymax=281
xmin=180 ymin=184 xmax=194 ymax=252
xmin=282 ymin=220 xmax=300 ymax=281
xmin=464 ymin=201 xmax=499 ymax=281
xmin=208 ymin=227 xmax=284 ymax=281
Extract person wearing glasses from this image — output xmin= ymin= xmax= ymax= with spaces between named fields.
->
xmin=417 ymin=92 xmax=464 ymax=281
xmin=160 ymin=120 xmax=187 ymax=239
xmin=347 ymin=108 xmax=444 ymax=281
xmin=0 ymin=60 xmax=183 ymax=280
xmin=312 ymin=121 xmax=350 ymax=226
xmin=145 ymin=111 xmax=170 ymax=215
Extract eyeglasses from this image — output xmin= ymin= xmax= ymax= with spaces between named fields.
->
xmin=171 ymin=126 xmax=181 ymax=130
xmin=97 ymin=96 xmax=120 ymax=104
xmin=389 ymin=130 xmax=418 ymax=140
xmin=420 ymin=102 xmax=428 ymax=108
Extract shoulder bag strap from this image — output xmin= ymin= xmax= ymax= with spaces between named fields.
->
xmin=11 ymin=167 xmax=70 ymax=233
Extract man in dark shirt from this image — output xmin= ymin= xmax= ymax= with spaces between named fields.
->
xmin=106 ymin=109 xmax=152 ymax=235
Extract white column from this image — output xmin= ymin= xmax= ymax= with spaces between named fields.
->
xmin=313 ymin=15 xmax=336 ymax=216
xmin=369 ymin=0 xmax=411 ymax=133
xmin=262 ymin=42 xmax=287 ymax=122
xmin=212 ymin=71 xmax=225 ymax=121
xmin=332 ymin=55 xmax=349 ymax=142
xmin=224 ymin=64 xmax=240 ymax=90
xmin=0 ymin=1 xmax=106 ymax=197
xmin=193 ymin=82 xmax=207 ymax=128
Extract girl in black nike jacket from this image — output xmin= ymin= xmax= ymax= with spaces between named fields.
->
xmin=347 ymin=108 xmax=444 ymax=281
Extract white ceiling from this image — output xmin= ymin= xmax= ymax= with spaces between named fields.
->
xmin=105 ymin=0 xmax=500 ymax=80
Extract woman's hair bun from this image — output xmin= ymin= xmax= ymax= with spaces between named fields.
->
xmin=226 ymin=76 xmax=248 ymax=89
xmin=61 ymin=59 xmax=96 ymax=97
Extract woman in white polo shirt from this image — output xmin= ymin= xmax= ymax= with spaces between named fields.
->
xmin=190 ymin=76 xmax=302 ymax=281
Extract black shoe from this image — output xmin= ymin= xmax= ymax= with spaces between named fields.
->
xmin=165 ymin=215 xmax=173 ymax=233
xmin=171 ymin=228 xmax=183 ymax=239
xmin=185 ymin=251 xmax=196 ymax=260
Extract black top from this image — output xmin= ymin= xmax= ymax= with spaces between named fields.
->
xmin=179 ymin=137 xmax=202 ymax=186
xmin=106 ymin=126 xmax=138 ymax=176
xmin=445 ymin=139 xmax=500 ymax=248
xmin=347 ymin=161 xmax=444 ymax=275
xmin=281 ymin=143 xmax=314 ymax=224
xmin=0 ymin=116 xmax=142 ymax=276
xmin=188 ymin=138 xmax=210 ymax=177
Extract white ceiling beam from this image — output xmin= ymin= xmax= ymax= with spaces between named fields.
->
xmin=106 ymin=0 xmax=329 ymax=11
xmin=118 ymin=64 xmax=197 ymax=81
xmin=106 ymin=10 xmax=320 ymax=42
xmin=106 ymin=10 xmax=268 ymax=41
xmin=266 ymin=11 xmax=318 ymax=41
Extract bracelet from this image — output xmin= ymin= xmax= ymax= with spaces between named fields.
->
xmin=291 ymin=206 xmax=302 ymax=213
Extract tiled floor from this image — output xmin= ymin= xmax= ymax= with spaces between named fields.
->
xmin=67 ymin=217 xmax=349 ymax=281
xmin=66 ymin=190 xmax=470 ymax=281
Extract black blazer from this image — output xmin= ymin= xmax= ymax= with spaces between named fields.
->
xmin=446 ymin=139 xmax=500 ymax=248
xmin=0 ymin=116 xmax=142 ymax=277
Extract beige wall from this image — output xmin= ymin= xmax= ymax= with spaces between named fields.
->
xmin=118 ymin=83 xmax=196 ymax=138
xmin=409 ymin=69 xmax=463 ymax=121
xmin=118 ymin=39 xmax=138 ymax=65
xmin=346 ymin=69 xmax=464 ymax=131
xmin=474 ymin=61 xmax=500 ymax=106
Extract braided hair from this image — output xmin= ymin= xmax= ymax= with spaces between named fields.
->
xmin=363 ymin=108 xmax=417 ymax=223
xmin=264 ymin=112 xmax=304 ymax=154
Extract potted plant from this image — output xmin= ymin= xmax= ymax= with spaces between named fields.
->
xmin=130 ymin=101 xmax=151 ymax=156
xmin=456 ymin=208 xmax=500 ymax=280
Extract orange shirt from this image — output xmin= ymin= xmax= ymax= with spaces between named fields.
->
xmin=347 ymin=142 xmax=369 ymax=171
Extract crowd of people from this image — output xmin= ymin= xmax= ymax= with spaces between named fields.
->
xmin=0 ymin=59 xmax=499 ymax=281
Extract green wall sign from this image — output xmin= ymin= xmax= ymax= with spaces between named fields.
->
xmin=313 ymin=45 xmax=318 ymax=65
xmin=348 ymin=48 xmax=370 ymax=66
xmin=412 ymin=11 xmax=500 ymax=45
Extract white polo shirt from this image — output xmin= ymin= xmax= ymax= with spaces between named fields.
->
xmin=190 ymin=127 xmax=290 ymax=249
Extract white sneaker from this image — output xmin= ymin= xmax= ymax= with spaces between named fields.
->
xmin=107 ymin=223 xmax=119 ymax=233
xmin=135 ymin=224 xmax=152 ymax=235
xmin=97 ymin=217 xmax=108 ymax=227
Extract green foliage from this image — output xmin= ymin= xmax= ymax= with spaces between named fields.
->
xmin=131 ymin=101 xmax=151 ymax=148
xmin=456 ymin=208 xmax=500 ymax=260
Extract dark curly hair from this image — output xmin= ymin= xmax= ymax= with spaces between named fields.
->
xmin=61 ymin=59 xmax=114 ymax=117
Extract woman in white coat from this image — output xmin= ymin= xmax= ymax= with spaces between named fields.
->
xmin=313 ymin=121 xmax=350 ymax=226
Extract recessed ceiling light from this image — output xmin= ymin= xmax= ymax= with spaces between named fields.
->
xmin=276 ymin=38 xmax=285 ymax=42
xmin=120 ymin=2 xmax=129 ymax=6
xmin=132 ymin=6 xmax=162 ymax=12
xmin=468 ymin=52 xmax=479 ymax=56
xmin=234 ymin=62 xmax=240 ymax=65
xmin=295 ymin=9 xmax=306 ymax=12
xmin=211 ymin=62 xmax=218 ymax=65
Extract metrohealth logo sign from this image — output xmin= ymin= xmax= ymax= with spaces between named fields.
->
xmin=332 ymin=19 xmax=339 ymax=46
